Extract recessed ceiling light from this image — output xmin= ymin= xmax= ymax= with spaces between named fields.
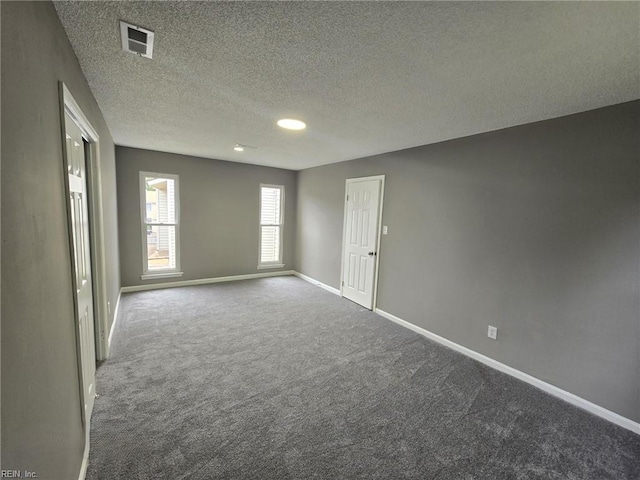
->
xmin=277 ymin=118 xmax=306 ymax=130
xmin=234 ymin=143 xmax=258 ymax=152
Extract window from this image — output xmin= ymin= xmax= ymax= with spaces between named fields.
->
xmin=259 ymin=185 xmax=284 ymax=268
xmin=140 ymin=172 xmax=182 ymax=279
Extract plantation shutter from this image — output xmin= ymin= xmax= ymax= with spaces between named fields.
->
xmin=260 ymin=186 xmax=283 ymax=264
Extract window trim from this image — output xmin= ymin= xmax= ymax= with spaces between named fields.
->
xmin=258 ymin=184 xmax=285 ymax=269
xmin=139 ymin=171 xmax=183 ymax=279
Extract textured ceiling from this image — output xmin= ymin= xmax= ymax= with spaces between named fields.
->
xmin=54 ymin=1 xmax=639 ymax=170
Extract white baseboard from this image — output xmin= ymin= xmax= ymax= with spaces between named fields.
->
xmin=78 ymin=430 xmax=89 ymax=480
xmin=293 ymin=271 xmax=341 ymax=296
xmin=106 ymin=290 xmax=122 ymax=357
xmin=375 ymin=308 xmax=640 ymax=435
xmin=120 ymin=270 xmax=296 ymax=293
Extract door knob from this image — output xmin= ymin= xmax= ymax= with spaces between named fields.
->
xmin=368 ymin=251 xmax=376 ymax=256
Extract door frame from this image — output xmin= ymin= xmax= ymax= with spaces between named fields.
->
xmin=339 ymin=175 xmax=386 ymax=310
xmin=59 ymin=83 xmax=110 ymax=361
xmin=60 ymin=81 xmax=107 ymax=480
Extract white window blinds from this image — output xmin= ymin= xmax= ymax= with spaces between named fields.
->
xmin=260 ymin=185 xmax=284 ymax=265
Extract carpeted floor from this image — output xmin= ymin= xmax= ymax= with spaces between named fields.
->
xmin=87 ymin=276 xmax=640 ymax=479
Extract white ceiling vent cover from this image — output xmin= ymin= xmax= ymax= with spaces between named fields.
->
xmin=120 ymin=21 xmax=154 ymax=59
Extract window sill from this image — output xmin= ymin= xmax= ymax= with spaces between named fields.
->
xmin=141 ymin=271 xmax=184 ymax=280
xmin=257 ymin=264 xmax=285 ymax=270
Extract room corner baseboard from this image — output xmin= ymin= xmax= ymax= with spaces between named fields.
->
xmin=374 ymin=308 xmax=640 ymax=435
xmin=120 ymin=270 xmax=296 ymax=293
xmin=293 ymin=271 xmax=341 ymax=296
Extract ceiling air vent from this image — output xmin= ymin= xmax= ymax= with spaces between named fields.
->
xmin=120 ymin=21 xmax=154 ymax=59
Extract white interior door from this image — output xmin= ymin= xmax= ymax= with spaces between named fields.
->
xmin=64 ymin=112 xmax=96 ymax=423
xmin=341 ymin=177 xmax=384 ymax=309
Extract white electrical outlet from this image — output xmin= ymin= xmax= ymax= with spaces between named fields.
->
xmin=488 ymin=325 xmax=498 ymax=340
xmin=382 ymin=225 xmax=388 ymax=235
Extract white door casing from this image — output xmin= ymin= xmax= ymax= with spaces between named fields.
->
xmin=341 ymin=176 xmax=385 ymax=309
xmin=64 ymin=111 xmax=96 ymax=423
xmin=61 ymin=84 xmax=109 ymax=364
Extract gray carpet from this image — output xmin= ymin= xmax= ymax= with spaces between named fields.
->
xmin=87 ymin=276 xmax=640 ymax=479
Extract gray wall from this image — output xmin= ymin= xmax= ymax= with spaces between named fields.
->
xmin=1 ymin=2 xmax=120 ymax=478
xmin=296 ymin=101 xmax=640 ymax=422
xmin=116 ymin=147 xmax=297 ymax=287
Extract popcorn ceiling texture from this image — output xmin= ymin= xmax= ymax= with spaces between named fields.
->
xmin=54 ymin=1 xmax=639 ymax=170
